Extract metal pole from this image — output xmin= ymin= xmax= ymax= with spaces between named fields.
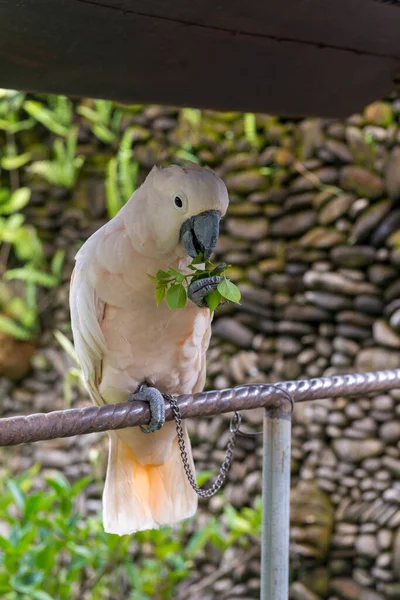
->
xmin=261 ymin=400 xmax=292 ymax=600
xmin=1 ymin=369 xmax=400 ymax=446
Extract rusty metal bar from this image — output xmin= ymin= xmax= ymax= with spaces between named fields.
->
xmin=1 ymin=369 xmax=400 ymax=447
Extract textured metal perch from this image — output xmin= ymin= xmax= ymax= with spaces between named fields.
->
xmin=1 ymin=369 xmax=400 ymax=447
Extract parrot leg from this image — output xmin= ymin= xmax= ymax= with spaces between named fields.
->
xmin=130 ymin=383 xmax=166 ymax=433
xmin=188 ymin=275 xmax=223 ymax=307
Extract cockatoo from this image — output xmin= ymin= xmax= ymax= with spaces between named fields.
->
xmin=69 ymin=163 xmax=229 ymax=535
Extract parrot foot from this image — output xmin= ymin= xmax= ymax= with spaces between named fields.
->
xmin=188 ymin=275 xmax=224 ymax=308
xmin=130 ymin=383 xmax=166 ymax=434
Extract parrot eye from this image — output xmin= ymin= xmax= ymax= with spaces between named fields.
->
xmin=174 ymin=197 xmax=183 ymax=208
xmin=173 ymin=194 xmax=187 ymax=212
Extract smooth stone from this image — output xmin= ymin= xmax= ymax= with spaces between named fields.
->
xmin=379 ymin=421 xmax=400 ymax=443
xmin=364 ymin=101 xmax=393 ymax=126
xmin=340 ymin=166 xmax=384 ymax=199
xmin=355 ymin=534 xmax=379 ymax=559
xmin=331 ymin=246 xmax=375 ymax=268
xmin=318 ymin=194 xmax=353 ymax=225
xmin=357 ymin=348 xmax=400 ymax=371
xmin=371 ymin=209 xmax=400 ymax=246
xmin=354 ymin=295 xmax=384 ymax=316
xmin=325 ymin=139 xmax=353 ymax=162
xmin=224 ymin=169 xmax=267 ymax=193
xmin=385 ymin=146 xmax=400 ymax=200
xmin=333 ymin=439 xmax=383 ymax=463
xmin=331 ymin=577 xmax=384 ymax=600
xmin=350 ymin=200 xmax=391 ymax=243
xmin=305 ymin=291 xmax=352 ymax=311
xmin=373 ymin=320 xmax=400 ymax=348
xmin=213 ymin=318 xmax=254 ymax=348
xmin=226 ymin=217 xmax=269 ymax=239
xmin=304 ymin=270 xmax=375 ymax=296
xmin=270 ymin=210 xmax=316 ymax=237
xmin=299 ymin=227 xmax=346 ymax=248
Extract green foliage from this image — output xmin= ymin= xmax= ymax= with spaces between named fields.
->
xmin=0 ymin=89 xmax=35 ymax=133
xmin=216 ymin=277 xmax=241 ymax=304
xmin=23 ymin=95 xmax=73 ymax=136
xmin=0 ymin=208 xmax=65 ymax=340
xmin=77 ymin=99 xmax=122 ymax=144
xmin=0 ymin=282 xmax=38 ymax=341
xmin=0 ymin=213 xmax=43 ymax=263
xmin=0 ymin=91 xmax=75 ymax=343
xmin=0 ymin=468 xmax=261 ymax=600
xmin=53 ymin=329 xmax=86 ymax=408
xmin=243 ymin=113 xmax=258 ymax=147
xmin=0 ymin=188 xmax=31 ymax=215
xmin=148 ymin=255 xmax=241 ymax=312
xmin=0 ymin=243 xmax=64 ymax=341
xmin=28 ymin=127 xmax=84 ymax=188
xmin=105 ymin=127 xmax=139 ymax=218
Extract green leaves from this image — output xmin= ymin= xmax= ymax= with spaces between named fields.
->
xmin=217 ymin=277 xmax=241 ymax=304
xmin=105 ymin=125 xmax=139 ymax=218
xmin=4 ymin=266 xmax=59 ymax=288
xmin=148 ymin=255 xmax=241 ymax=313
xmin=1 ymin=152 xmax=31 ymax=170
xmin=0 ymin=188 xmax=31 ymax=215
xmin=166 ymin=284 xmax=187 ymax=310
xmin=0 ymin=315 xmax=34 ymax=340
xmin=23 ymin=99 xmax=71 ymax=136
xmin=206 ymin=289 xmax=222 ymax=313
xmin=155 ymin=284 xmax=167 ymax=306
xmin=28 ymin=127 xmax=85 ymax=188
xmin=0 ymin=463 xmax=262 ymax=600
xmin=77 ymin=99 xmax=122 ymax=144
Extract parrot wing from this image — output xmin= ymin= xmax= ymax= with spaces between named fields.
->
xmin=69 ymin=240 xmax=107 ymax=407
xmin=70 ymin=264 xmax=106 ymax=406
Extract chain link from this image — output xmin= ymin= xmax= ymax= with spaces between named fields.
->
xmin=166 ymin=394 xmax=240 ymax=498
xmin=166 ymin=383 xmax=293 ymax=498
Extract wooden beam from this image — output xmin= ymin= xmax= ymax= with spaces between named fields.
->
xmin=0 ymin=0 xmax=399 ymax=117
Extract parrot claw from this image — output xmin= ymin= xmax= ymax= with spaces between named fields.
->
xmin=188 ymin=275 xmax=224 ymax=308
xmin=130 ymin=384 xmax=166 ymax=433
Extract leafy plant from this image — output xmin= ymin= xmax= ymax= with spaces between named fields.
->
xmin=77 ymin=99 xmax=122 ymax=144
xmin=28 ymin=127 xmax=84 ymax=188
xmin=243 ymin=113 xmax=258 ymax=147
xmin=148 ymin=254 xmax=241 ymax=312
xmin=54 ymin=329 xmax=86 ymax=408
xmin=0 ymin=213 xmax=43 ymax=264
xmin=175 ymin=145 xmax=200 ymax=165
xmin=3 ymin=244 xmax=64 ymax=286
xmin=0 ymin=188 xmax=31 ymax=216
xmin=0 ymin=281 xmax=38 ymax=341
xmin=23 ymin=95 xmax=73 ymax=137
xmin=105 ymin=127 xmax=139 ymax=218
xmin=0 ymin=89 xmax=35 ymax=133
xmin=0 ymin=249 xmax=65 ymax=341
xmin=0 ymin=467 xmax=261 ymax=600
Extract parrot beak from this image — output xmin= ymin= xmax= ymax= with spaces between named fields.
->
xmin=180 ymin=210 xmax=221 ymax=259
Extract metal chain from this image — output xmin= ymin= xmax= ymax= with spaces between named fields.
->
xmin=166 ymin=384 xmax=293 ymax=496
xmin=166 ymin=394 xmax=241 ymax=498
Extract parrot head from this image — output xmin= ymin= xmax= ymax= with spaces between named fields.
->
xmin=129 ymin=162 xmax=229 ymax=259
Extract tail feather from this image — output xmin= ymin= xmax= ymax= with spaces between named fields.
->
xmin=103 ymin=429 xmax=198 ymax=535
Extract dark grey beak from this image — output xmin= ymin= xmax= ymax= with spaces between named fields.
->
xmin=180 ymin=210 xmax=221 ymax=260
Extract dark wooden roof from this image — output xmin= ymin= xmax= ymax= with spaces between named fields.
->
xmin=1 ymin=0 xmax=400 ymax=117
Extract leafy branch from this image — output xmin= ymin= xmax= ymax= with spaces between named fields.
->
xmin=148 ymin=254 xmax=241 ymax=312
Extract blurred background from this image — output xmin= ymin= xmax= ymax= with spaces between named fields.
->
xmin=0 ymin=90 xmax=400 ymax=599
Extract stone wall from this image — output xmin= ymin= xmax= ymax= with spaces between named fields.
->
xmin=1 ymin=98 xmax=400 ymax=598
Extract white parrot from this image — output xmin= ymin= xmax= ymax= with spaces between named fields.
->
xmin=69 ymin=163 xmax=229 ymax=535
